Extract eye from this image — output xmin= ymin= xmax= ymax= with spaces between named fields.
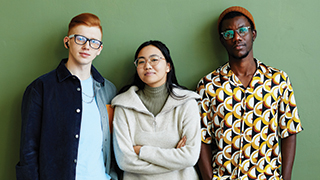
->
xmin=150 ymin=57 xmax=159 ymax=62
xmin=90 ymin=40 xmax=101 ymax=48
xmin=137 ymin=59 xmax=146 ymax=64
xmin=238 ymin=27 xmax=248 ymax=34
xmin=223 ymin=30 xmax=233 ymax=38
xmin=76 ymin=36 xmax=86 ymax=43
xmin=91 ymin=40 xmax=101 ymax=45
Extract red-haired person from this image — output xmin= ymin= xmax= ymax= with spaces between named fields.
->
xmin=16 ymin=13 xmax=118 ymax=180
xmin=197 ymin=6 xmax=303 ymax=180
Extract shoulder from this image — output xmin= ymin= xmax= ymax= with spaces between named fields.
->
xmin=102 ymin=78 xmax=117 ymax=92
xmin=111 ymin=86 xmax=139 ymax=107
xmin=25 ymin=69 xmax=57 ymax=91
xmin=172 ymin=87 xmax=200 ymax=100
xmin=257 ymin=59 xmax=290 ymax=80
xmin=197 ymin=63 xmax=226 ymax=86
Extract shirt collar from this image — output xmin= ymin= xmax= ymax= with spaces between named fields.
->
xmin=219 ymin=59 xmax=272 ymax=87
xmin=56 ymin=58 xmax=104 ymax=84
xmin=221 ymin=59 xmax=271 ymax=77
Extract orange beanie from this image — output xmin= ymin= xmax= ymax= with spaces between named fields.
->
xmin=217 ymin=6 xmax=255 ymax=32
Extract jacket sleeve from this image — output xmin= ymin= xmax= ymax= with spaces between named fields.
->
xmin=16 ymin=82 xmax=42 ymax=180
xmin=113 ymin=107 xmax=173 ymax=174
xmin=138 ymin=99 xmax=201 ymax=170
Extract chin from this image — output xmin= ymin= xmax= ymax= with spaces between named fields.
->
xmin=231 ymin=51 xmax=250 ymax=60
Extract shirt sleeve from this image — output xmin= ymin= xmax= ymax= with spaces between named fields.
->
xmin=16 ymin=82 xmax=42 ymax=180
xmin=138 ymin=99 xmax=201 ymax=170
xmin=113 ymin=107 xmax=173 ymax=174
xmin=197 ymin=77 xmax=215 ymax=144
xmin=278 ymin=73 xmax=303 ymax=138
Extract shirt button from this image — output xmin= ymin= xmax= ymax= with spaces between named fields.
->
xmin=77 ymin=87 xmax=81 ymax=91
xmin=76 ymin=109 xmax=81 ymax=113
xmin=75 ymin=134 xmax=79 ymax=138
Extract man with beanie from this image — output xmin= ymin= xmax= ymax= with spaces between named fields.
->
xmin=196 ymin=6 xmax=303 ymax=180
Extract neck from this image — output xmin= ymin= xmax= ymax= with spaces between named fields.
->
xmin=65 ymin=59 xmax=92 ymax=80
xmin=229 ymin=55 xmax=256 ymax=77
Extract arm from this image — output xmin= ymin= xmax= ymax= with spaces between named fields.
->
xmin=133 ymin=136 xmax=186 ymax=155
xmin=281 ymin=134 xmax=296 ymax=180
xmin=198 ymin=143 xmax=213 ymax=180
xmin=278 ymin=75 xmax=302 ymax=180
xmin=138 ymin=100 xmax=201 ymax=170
xmin=16 ymin=84 xmax=42 ymax=180
xmin=113 ymin=107 xmax=173 ymax=174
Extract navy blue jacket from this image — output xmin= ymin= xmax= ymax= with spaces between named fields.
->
xmin=16 ymin=59 xmax=118 ymax=180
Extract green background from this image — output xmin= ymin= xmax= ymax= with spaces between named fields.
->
xmin=1 ymin=0 xmax=318 ymax=179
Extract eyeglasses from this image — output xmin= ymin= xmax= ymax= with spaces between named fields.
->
xmin=68 ymin=34 xmax=102 ymax=49
xmin=134 ymin=54 xmax=165 ymax=68
xmin=221 ymin=26 xmax=251 ymax=40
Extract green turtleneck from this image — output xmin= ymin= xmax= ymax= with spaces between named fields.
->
xmin=136 ymin=84 xmax=169 ymax=116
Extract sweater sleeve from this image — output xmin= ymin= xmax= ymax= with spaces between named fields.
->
xmin=138 ymin=99 xmax=201 ymax=170
xmin=113 ymin=107 xmax=173 ymax=174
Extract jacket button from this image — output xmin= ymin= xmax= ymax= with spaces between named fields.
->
xmin=77 ymin=87 xmax=81 ymax=91
xmin=76 ymin=109 xmax=81 ymax=113
xmin=74 ymin=159 xmax=77 ymax=163
xmin=75 ymin=134 xmax=79 ymax=138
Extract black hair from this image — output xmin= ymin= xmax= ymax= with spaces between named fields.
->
xmin=218 ymin=11 xmax=255 ymax=33
xmin=118 ymin=40 xmax=187 ymax=97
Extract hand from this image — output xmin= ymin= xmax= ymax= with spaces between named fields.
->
xmin=175 ymin=136 xmax=187 ymax=149
xmin=133 ymin=145 xmax=142 ymax=155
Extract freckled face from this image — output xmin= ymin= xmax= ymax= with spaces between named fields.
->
xmin=220 ymin=15 xmax=256 ymax=60
xmin=136 ymin=45 xmax=171 ymax=87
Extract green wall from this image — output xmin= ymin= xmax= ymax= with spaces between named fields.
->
xmin=1 ymin=0 xmax=318 ymax=179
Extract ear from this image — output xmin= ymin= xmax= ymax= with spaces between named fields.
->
xmin=63 ymin=36 xmax=69 ymax=49
xmin=96 ymin=44 xmax=103 ymax=56
xmin=166 ymin=62 xmax=171 ymax=73
xmin=252 ymin=29 xmax=257 ymax=42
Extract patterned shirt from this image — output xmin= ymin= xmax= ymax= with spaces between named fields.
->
xmin=196 ymin=59 xmax=303 ymax=180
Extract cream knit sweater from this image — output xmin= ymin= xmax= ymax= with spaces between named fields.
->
xmin=112 ymin=86 xmax=201 ymax=180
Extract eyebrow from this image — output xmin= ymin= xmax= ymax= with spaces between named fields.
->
xmin=222 ymin=24 xmax=247 ymax=31
xmin=138 ymin=54 xmax=159 ymax=59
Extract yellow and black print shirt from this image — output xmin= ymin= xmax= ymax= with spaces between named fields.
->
xmin=196 ymin=59 xmax=303 ymax=180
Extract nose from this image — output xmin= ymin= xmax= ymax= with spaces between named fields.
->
xmin=82 ymin=41 xmax=90 ymax=49
xmin=144 ymin=60 xmax=152 ymax=69
xmin=233 ymin=31 xmax=242 ymax=41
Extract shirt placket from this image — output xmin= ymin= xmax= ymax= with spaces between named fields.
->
xmin=237 ymin=86 xmax=246 ymax=178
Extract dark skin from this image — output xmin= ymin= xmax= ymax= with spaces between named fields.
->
xmin=198 ymin=15 xmax=297 ymax=180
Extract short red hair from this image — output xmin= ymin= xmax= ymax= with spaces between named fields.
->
xmin=68 ymin=13 xmax=103 ymax=36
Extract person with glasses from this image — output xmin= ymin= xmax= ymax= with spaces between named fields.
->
xmin=16 ymin=13 xmax=118 ymax=180
xmin=111 ymin=40 xmax=201 ymax=180
xmin=196 ymin=6 xmax=303 ymax=180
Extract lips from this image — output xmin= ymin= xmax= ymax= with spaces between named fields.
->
xmin=80 ymin=52 xmax=90 ymax=58
xmin=145 ymin=71 xmax=155 ymax=76
xmin=233 ymin=43 xmax=245 ymax=50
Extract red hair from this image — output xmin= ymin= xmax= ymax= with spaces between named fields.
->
xmin=68 ymin=13 xmax=103 ymax=35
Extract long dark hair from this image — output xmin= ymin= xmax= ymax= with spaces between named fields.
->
xmin=118 ymin=40 xmax=187 ymax=97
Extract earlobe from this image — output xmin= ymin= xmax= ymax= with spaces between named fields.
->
xmin=166 ymin=63 xmax=171 ymax=73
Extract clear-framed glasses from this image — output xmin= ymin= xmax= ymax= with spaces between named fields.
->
xmin=134 ymin=54 xmax=165 ymax=68
xmin=221 ymin=26 xmax=251 ymax=40
xmin=68 ymin=34 xmax=102 ymax=49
